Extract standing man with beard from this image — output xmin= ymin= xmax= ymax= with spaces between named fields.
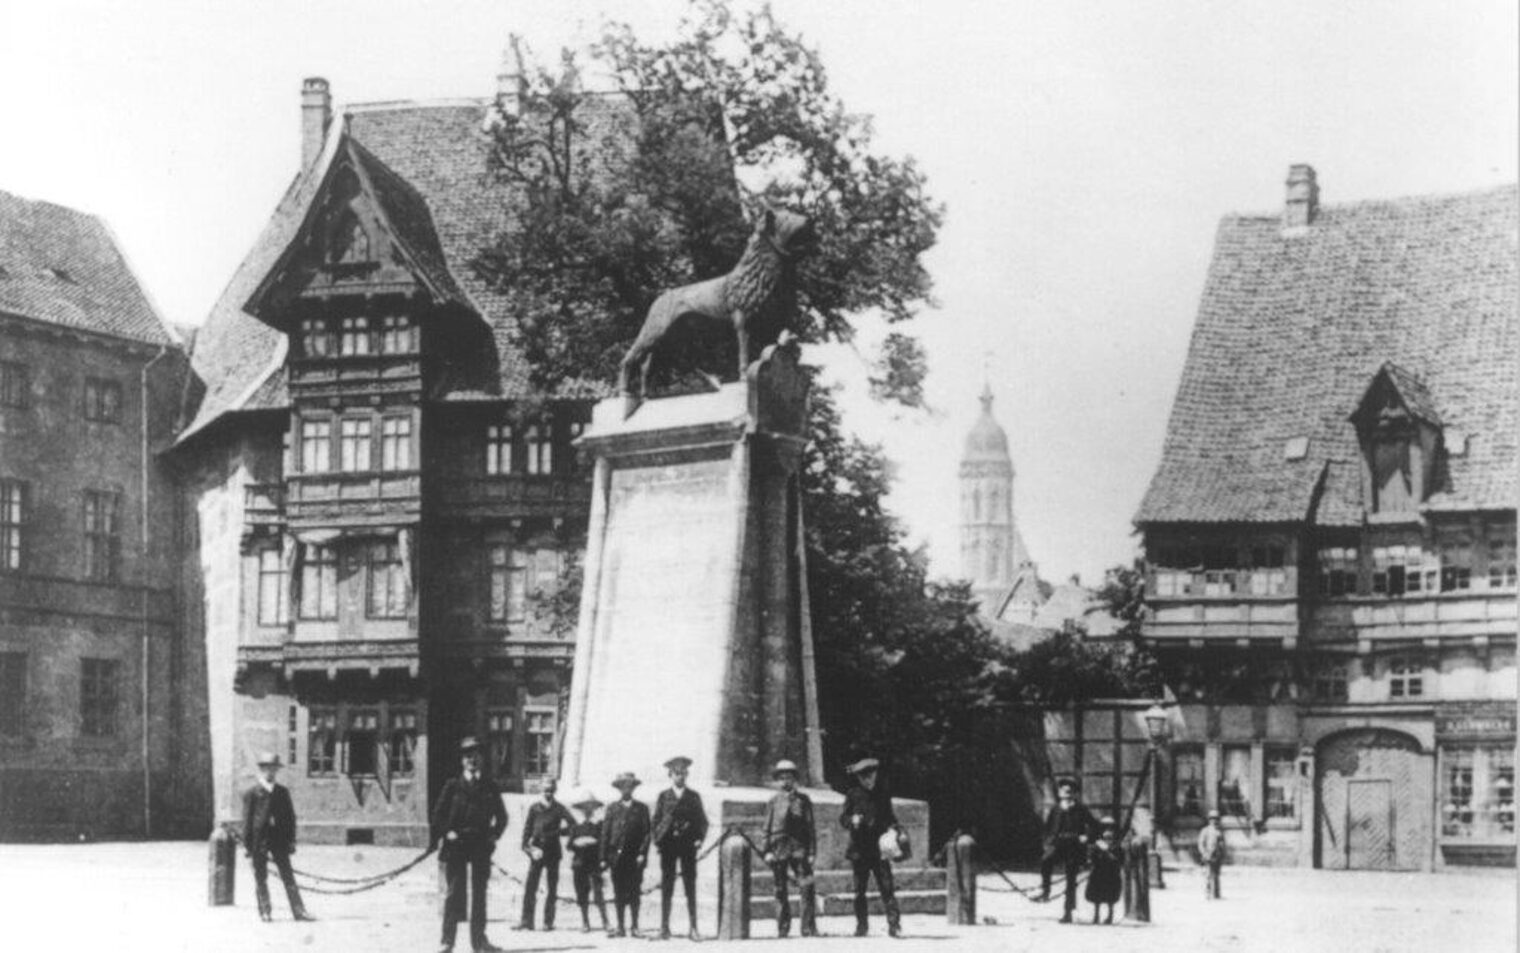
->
xmin=840 ymin=758 xmax=903 ymax=938
xmin=652 ymin=756 xmax=710 ymax=940
xmin=241 ymin=752 xmax=314 ymax=923
xmin=432 ymin=737 xmax=508 ymax=953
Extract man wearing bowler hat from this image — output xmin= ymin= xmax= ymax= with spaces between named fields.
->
xmin=432 ymin=736 xmax=508 ymax=953
xmin=241 ymin=752 xmax=314 ymax=922
xmin=602 ymin=771 xmax=651 ymax=937
xmin=652 ymin=755 xmax=709 ymax=940
xmin=840 ymin=757 xmax=903 ymax=938
xmin=762 ymin=759 xmax=817 ymax=938
xmin=516 ymin=777 xmax=574 ymax=931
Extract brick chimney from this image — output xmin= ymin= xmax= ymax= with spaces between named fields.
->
xmin=301 ymin=77 xmax=332 ymax=170
xmin=1283 ymin=163 xmax=1319 ymax=230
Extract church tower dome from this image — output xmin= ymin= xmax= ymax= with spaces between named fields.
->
xmin=959 ymin=384 xmax=1026 ymax=613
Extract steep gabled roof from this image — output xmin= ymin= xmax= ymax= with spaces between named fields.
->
xmin=0 ymin=188 xmax=174 ymax=347
xmin=1136 ymin=183 xmax=1518 ymax=526
xmin=1352 ymin=361 xmax=1440 ymax=426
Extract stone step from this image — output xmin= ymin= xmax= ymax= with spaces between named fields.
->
xmin=749 ymin=890 xmax=947 ymax=920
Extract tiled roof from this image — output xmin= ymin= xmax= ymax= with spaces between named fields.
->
xmin=0 ymin=189 xmax=173 ymax=346
xmin=182 ymin=94 xmax=636 ymax=441
xmin=1136 ymin=184 xmax=1518 ymax=526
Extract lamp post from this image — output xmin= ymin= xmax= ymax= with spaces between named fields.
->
xmin=1143 ymin=704 xmax=1169 ymax=890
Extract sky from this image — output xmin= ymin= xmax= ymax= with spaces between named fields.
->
xmin=1 ymin=0 xmax=1515 ymax=586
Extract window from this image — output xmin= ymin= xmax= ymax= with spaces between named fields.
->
xmin=83 ymin=490 xmax=121 ymax=582
xmin=1218 ymin=745 xmax=1252 ymax=819
xmin=302 ymin=318 xmax=334 ymax=358
xmin=1246 ymin=544 xmax=1287 ymax=596
xmin=257 ymin=548 xmax=289 ymax=626
xmin=345 ymin=710 xmax=379 ymax=776
xmin=0 ymin=361 xmax=29 ymax=408
xmin=300 ymin=419 xmax=332 ymax=473
xmin=83 ymin=378 xmax=122 ymax=423
xmin=1372 ymin=432 xmax=1415 ymax=512
xmin=1318 ymin=547 xmax=1359 ymax=597
xmin=486 ymin=424 xmax=514 ymax=475
xmin=338 ymin=417 xmax=373 ymax=471
xmin=1442 ymin=746 xmax=1516 ymax=841
xmin=486 ymin=709 xmax=514 ymax=781
xmin=1 ymin=479 xmax=26 ymax=571
xmin=1173 ymin=746 xmax=1204 ymax=818
xmin=1490 ymin=749 xmax=1516 ymax=837
xmin=1372 ymin=545 xmax=1436 ymax=596
xmin=336 ymin=218 xmax=370 ymax=264
xmin=1439 ymin=535 xmax=1473 ymax=592
xmin=380 ymin=315 xmax=417 ymax=354
xmin=489 ymin=545 xmax=528 ymax=624
xmin=1389 ymin=657 xmax=1423 ymax=698
xmin=299 ymin=544 xmax=338 ymax=620
xmin=1489 ymin=529 xmax=1517 ymax=589
xmin=1312 ymin=662 xmax=1349 ymax=703
xmin=80 ymin=658 xmax=120 ymax=737
xmin=1264 ymin=746 xmax=1297 ymax=820
xmin=340 ymin=317 xmax=372 ymax=356
xmin=524 ymin=708 xmax=556 ymax=777
xmin=308 ymin=708 xmax=338 ymax=775
xmin=366 ymin=541 xmax=408 ymax=619
xmin=526 ymin=421 xmax=553 ymax=475
xmin=389 ymin=710 xmax=418 ymax=776
xmin=0 ymin=652 xmax=25 ymax=736
xmin=380 ymin=416 xmax=412 ymax=470
xmin=287 ymin=705 xmax=299 ymax=771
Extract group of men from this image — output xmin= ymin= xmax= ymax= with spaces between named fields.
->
xmin=240 ymin=742 xmax=911 ymax=951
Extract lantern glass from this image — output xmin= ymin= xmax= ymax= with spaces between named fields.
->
xmin=1144 ymin=704 xmax=1168 ymax=742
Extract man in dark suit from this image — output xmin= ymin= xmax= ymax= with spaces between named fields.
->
xmin=601 ymin=771 xmax=651 ymax=937
xmin=516 ymin=777 xmax=574 ymax=931
xmin=840 ymin=757 xmax=902 ymax=938
xmin=1039 ymin=777 xmax=1097 ymax=923
xmin=762 ymin=759 xmax=817 ymax=938
xmin=652 ymin=755 xmax=710 ymax=940
xmin=241 ymin=752 xmax=314 ymax=922
xmin=432 ymin=737 xmax=509 ymax=953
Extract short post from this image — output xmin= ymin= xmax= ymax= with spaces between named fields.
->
xmin=1124 ymin=840 xmax=1151 ymax=923
xmin=717 ymin=831 xmax=751 ymax=940
xmin=209 ymin=824 xmax=236 ymax=906
xmin=945 ymin=834 xmax=976 ymax=925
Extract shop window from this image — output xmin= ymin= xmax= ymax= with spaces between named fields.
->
xmin=339 ymin=417 xmax=373 ymax=471
xmin=366 ymin=541 xmax=408 ymax=619
xmin=83 ymin=378 xmax=122 ymax=423
xmin=345 ymin=710 xmax=380 ymax=776
xmin=380 ymin=416 xmax=412 ymax=471
xmin=1173 ymin=746 xmax=1204 ymax=818
xmin=308 ymin=708 xmax=338 ymax=776
xmin=299 ymin=544 xmax=339 ymax=620
xmin=301 ymin=318 xmax=334 ymax=358
xmin=1488 ymin=530 xmax=1517 ymax=589
xmin=83 ymin=489 xmax=121 ymax=582
xmin=0 ymin=361 xmax=30 ymax=408
xmin=524 ymin=708 xmax=557 ymax=778
xmin=0 ymin=652 xmax=25 ymax=736
xmin=388 ymin=710 xmax=418 ymax=777
xmin=1318 ymin=547 xmax=1358 ymax=597
xmin=300 ymin=419 xmax=332 ymax=473
xmin=486 ymin=709 xmax=514 ymax=781
xmin=1264 ymin=746 xmax=1297 ymax=820
xmin=1388 ymin=657 xmax=1423 ymax=698
xmin=80 ymin=657 xmax=120 ymax=737
xmin=1218 ymin=745 xmax=1252 ymax=820
xmin=340 ymin=316 xmax=372 ymax=356
xmin=485 ymin=424 xmax=514 ymax=475
xmin=257 ymin=548 xmax=289 ymax=626
xmin=1442 ymin=746 xmax=1516 ymax=841
xmin=1313 ymin=663 xmax=1349 ymax=703
xmin=526 ymin=421 xmax=553 ymax=475
xmin=1 ymin=478 xmax=26 ymax=572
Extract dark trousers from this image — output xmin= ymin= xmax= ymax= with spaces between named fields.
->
xmin=441 ymin=850 xmax=493 ymax=950
xmin=1041 ymin=842 xmax=1083 ymax=913
xmin=659 ymin=846 xmax=698 ymax=931
xmin=610 ymin=858 xmax=643 ymax=930
xmin=770 ymin=856 xmax=817 ymax=937
xmin=250 ymin=847 xmax=307 ymax=919
xmin=572 ymin=863 xmax=609 ymax=927
xmin=850 ymin=856 xmax=900 ymax=932
xmin=1205 ymin=858 xmax=1222 ymax=899
xmin=520 ymin=853 xmax=561 ymax=927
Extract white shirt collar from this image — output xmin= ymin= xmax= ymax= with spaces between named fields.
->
xmin=259 ymin=777 xmax=276 ymax=793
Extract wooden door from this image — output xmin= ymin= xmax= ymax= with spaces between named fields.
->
xmin=1346 ymin=779 xmax=1394 ymax=870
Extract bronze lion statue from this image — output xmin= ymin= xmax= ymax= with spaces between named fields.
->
xmin=619 ymin=208 xmax=817 ymax=396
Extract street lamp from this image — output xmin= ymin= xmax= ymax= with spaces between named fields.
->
xmin=1144 ymin=704 xmax=1169 ymax=744
xmin=1143 ymin=703 xmax=1169 ymax=891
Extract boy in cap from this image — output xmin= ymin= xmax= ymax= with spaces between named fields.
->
xmin=517 ymin=777 xmax=574 ymax=931
xmin=431 ymin=737 xmax=508 ymax=953
xmin=1040 ymin=777 xmax=1096 ymax=922
xmin=840 ymin=757 xmax=902 ymax=938
xmin=241 ymin=752 xmax=314 ymax=922
xmin=1197 ymin=810 xmax=1224 ymax=899
xmin=568 ymin=790 xmax=610 ymax=933
xmin=762 ymin=759 xmax=817 ymax=938
xmin=652 ymin=755 xmax=709 ymax=940
xmin=602 ymin=772 xmax=651 ymax=937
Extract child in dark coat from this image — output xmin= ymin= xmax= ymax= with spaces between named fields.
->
xmin=1085 ymin=817 xmax=1123 ymax=924
xmin=568 ymin=791 xmax=610 ymax=933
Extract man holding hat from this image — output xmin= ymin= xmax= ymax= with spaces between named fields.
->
xmin=431 ymin=736 xmax=508 ymax=953
xmin=762 ymin=759 xmax=817 ymax=938
xmin=517 ymin=777 xmax=574 ymax=931
xmin=1040 ymin=777 xmax=1096 ymax=923
xmin=602 ymin=771 xmax=651 ymax=936
xmin=568 ymin=789 xmax=610 ymax=933
xmin=241 ymin=752 xmax=313 ymax=922
xmin=840 ymin=757 xmax=902 ymax=938
xmin=652 ymin=755 xmax=709 ymax=940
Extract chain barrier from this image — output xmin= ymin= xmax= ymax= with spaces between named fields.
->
xmin=226 ymin=826 xmax=437 ymax=895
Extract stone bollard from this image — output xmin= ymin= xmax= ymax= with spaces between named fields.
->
xmin=945 ymin=834 xmax=976 ymax=925
xmin=209 ymin=825 xmax=236 ymax=906
xmin=1122 ymin=840 xmax=1151 ymax=923
xmin=717 ymin=832 xmax=751 ymax=940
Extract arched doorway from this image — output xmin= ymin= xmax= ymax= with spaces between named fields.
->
xmin=1315 ymin=728 xmax=1430 ymax=871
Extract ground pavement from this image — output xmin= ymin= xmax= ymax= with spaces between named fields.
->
xmin=3 ymin=842 xmax=1513 ymax=953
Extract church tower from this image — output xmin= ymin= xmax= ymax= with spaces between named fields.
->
xmin=960 ymin=384 xmax=1027 ymax=613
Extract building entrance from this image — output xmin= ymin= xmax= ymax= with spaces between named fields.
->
xmin=1316 ymin=728 xmax=1427 ymax=871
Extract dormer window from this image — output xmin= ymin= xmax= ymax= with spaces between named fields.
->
xmin=1350 ymin=363 xmax=1441 ymax=515
xmin=332 ymin=214 xmax=371 ymax=265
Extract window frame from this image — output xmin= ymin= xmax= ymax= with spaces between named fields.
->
xmin=256 ymin=547 xmax=289 ymax=626
xmin=80 ymin=657 xmax=121 ymax=738
xmin=0 ymin=478 xmax=27 ymax=572
xmin=307 ymin=707 xmax=338 ymax=776
xmin=344 ymin=709 xmax=381 ymax=777
xmin=298 ymin=544 xmax=339 ymax=621
xmin=525 ymin=420 xmax=553 ymax=475
xmin=300 ymin=418 xmax=333 ymax=474
xmin=380 ymin=415 xmax=413 ymax=471
xmin=1388 ymin=656 xmax=1424 ymax=699
xmin=0 ymin=651 xmax=26 ymax=736
xmin=1263 ymin=745 xmax=1298 ymax=822
xmin=365 ymin=540 xmax=408 ymax=619
xmin=488 ymin=543 xmax=529 ymax=625
xmin=338 ymin=415 xmax=374 ymax=472
xmin=485 ymin=424 xmax=514 ymax=475
xmin=82 ymin=377 xmax=123 ymax=424
xmin=523 ymin=707 xmax=557 ymax=779
xmin=339 ymin=316 xmax=373 ymax=357
xmin=0 ymin=361 xmax=30 ymax=409
xmin=82 ymin=489 xmax=122 ymax=582
xmin=388 ymin=709 xmax=418 ymax=777
xmin=1172 ymin=744 xmax=1206 ymax=819
xmin=486 ymin=708 xmax=514 ymax=782
xmin=1217 ymin=743 xmax=1253 ymax=821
